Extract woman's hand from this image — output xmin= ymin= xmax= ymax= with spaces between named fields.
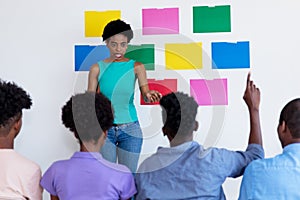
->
xmin=144 ymin=90 xmax=162 ymax=103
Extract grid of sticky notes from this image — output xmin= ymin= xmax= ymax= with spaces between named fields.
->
xmin=74 ymin=5 xmax=251 ymax=106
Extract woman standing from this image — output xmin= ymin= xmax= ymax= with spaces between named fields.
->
xmin=88 ymin=19 xmax=161 ymax=173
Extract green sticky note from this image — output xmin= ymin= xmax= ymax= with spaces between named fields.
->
xmin=193 ymin=5 xmax=231 ymax=33
xmin=125 ymin=44 xmax=155 ymax=70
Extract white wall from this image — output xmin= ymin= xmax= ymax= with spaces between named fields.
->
xmin=1 ymin=0 xmax=300 ymax=199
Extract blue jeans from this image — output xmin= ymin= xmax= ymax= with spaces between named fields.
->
xmin=101 ymin=121 xmax=143 ymax=173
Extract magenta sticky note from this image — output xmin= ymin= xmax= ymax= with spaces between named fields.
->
xmin=142 ymin=8 xmax=179 ymax=35
xmin=190 ymin=79 xmax=228 ymax=106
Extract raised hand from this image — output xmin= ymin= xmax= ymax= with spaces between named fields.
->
xmin=243 ymin=72 xmax=260 ymax=111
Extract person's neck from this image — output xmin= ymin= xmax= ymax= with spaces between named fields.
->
xmin=0 ymin=137 xmax=14 ymax=149
xmin=283 ymin=139 xmax=300 ymax=148
xmin=105 ymin=57 xmax=129 ymax=63
xmin=80 ymin=141 xmax=101 ymax=152
xmin=169 ymin=137 xmax=193 ymax=147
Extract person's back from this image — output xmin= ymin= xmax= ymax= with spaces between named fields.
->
xmin=239 ymin=98 xmax=300 ymax=200
xmin=41 ymin=92 xmax=136 ymax=200
xmin=41 ymin=151 xmax=135 ymax=200
xmin=135 ymin=74 xmax=264 ymax=200
xmin=0 ymin=150 xmax=41 ymax=199
xmin=0 ymin=80 xmax=42 ymax=200
xmin=137 ymin=141 xmax=262 ymax=200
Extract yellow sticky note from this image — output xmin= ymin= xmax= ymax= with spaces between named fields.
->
xmin=85 ymin=10 xmax=121 ymax=37
xmin=165 ymin=42 xmax=203 ymax=70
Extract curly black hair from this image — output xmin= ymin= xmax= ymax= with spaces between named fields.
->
xmin=62 ymin=92 xmax=114 ymax=143
xmin=160 ymin=92 xmax=198 ymax=139
xmin=279 ymin=98 xmax=300 ymax=138
xmin=102 ymin=19 xmax=133 ymax=42
xmin=0 ymin=80 xmax=32 ymax=128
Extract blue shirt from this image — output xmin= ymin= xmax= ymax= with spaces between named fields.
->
xmin=41 ymin=152 xmax=136 ymax=200
xmin=135 ymin=141 xmax=264 ymax=200
xmin=239 ymin=143 xmax=300 ymax=200
xmin=98 ymin=60 xmax=138 ymax=124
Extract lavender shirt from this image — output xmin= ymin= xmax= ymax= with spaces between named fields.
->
xmin=41 ymin=152 xmax=136 ymax=200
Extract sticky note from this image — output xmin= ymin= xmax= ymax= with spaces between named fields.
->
xmin=142 ymin=8 xmax=179 ymax=35
xmin=212 ymin=41 xmax=250 ymax=69
xmin=190 ymin=79 xmax=228 ymax=106
xmin=193 ymin=5 xmax=231 ymax=33
xmin=165 ymin=42 xmax=202 ymax=70
xmin=125 ymin=44 xmax=155 ymax=71
xmin=85 ymin=10 xmax=121 ymax=37
xmin=140 ymin=79 xmax=177 ymax=105
xmin=74 ymin=45 xmax=109 ymax=71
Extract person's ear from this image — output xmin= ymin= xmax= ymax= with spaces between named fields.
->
xmin=96 ymin=130 xmax=107 ymax=146
xmin=12 ymin=118 xmax=22 ymax=137
xmin=162 ymin=127 xmax=167 ymax=136
xmin=102 ymin=130 xmax=108 ymax=139
xmin=278 ymin=120 xmax=287 ymax=142
xmin=279 ymin=121 xmax=287 ymax=133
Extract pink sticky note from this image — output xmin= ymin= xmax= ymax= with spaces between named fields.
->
xmin=190 ymin=79 xmax=228 ymax=106
xmin=142 ymin=8 xmax=179 ymax=35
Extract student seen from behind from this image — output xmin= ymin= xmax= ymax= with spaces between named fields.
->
xmin=0 ymin=80 xmax=42 ymax=200
xmin=40 ymin=92 xmax=136 ymax=200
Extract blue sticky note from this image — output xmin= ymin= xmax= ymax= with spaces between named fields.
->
xmin=212 ymin=41 xmax=250 ymax=69
xmin=74 ymin=45 xmax=109 ymax=71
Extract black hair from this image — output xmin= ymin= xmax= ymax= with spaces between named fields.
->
xmin=279 ymin=98 xmax=300 ymax=138
xmin=102 ymin=19 xmax=133 ymax=42
xmin=159 ymin=92 xmax=198 ymax=139
xmin=0 ymin=80 xmax=32 ymax=128
xmin=62 ymin=92 xmax=114 ymax=143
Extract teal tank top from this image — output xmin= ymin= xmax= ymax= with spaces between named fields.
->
xmin=98 ymin=60 xmax=138 ymax=124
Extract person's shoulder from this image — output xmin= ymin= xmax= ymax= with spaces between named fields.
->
xmin=50 ymin=158 xmax=72 ymax=167
xmin=245 ymin=155 xmax=272 ymax=172
xmin=90 ymin=63 xmax=100 ymax=71
xmin=134 ymin=61 xmax=144 ymax=68
xmin=251 ymin=152 xmax=286 ymax=168
xmin=43 ymin=158 xmax=73 ymax=174
xmin=137 ymin=150 xmax=163 ymax=173
xmin=138 ymin=154 xmax=155 ymax=168
xmin=9 ymin=151 xmax=41 ymax=171
xmin=101 ymin=159 xmax=132 ymax=174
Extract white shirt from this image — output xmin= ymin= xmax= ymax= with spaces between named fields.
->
xmin=0 ymin=149 xmax=42 ymax=200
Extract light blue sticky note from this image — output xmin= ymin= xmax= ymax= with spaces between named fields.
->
xmin=74 ymin=45 xmax=109 ymax=71
xmin=212 ymin=41 xmax=250 ymax=69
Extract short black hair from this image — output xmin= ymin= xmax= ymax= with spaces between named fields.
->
xmin=279 ymin=98 xmax=300 ymax=138
xmin=62 ymin=92 xmax=114 ymax=142
xmin=102 ymin=19 xmax=133 ymax=42
xmin=0 ymin=80 xmax=32 ymax=128
xmin=160 ymin=92 xmax=198 ymax=138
